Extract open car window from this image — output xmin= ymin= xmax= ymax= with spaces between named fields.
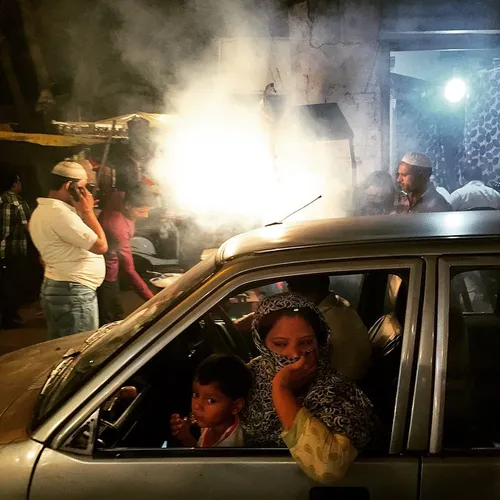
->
xmin=86 ymin=266 xmax=412 ymax=456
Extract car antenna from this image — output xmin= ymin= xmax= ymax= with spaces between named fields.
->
xmin=265 ymin=195 xmax=322 ymax=227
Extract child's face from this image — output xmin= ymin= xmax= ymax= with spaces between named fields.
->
xmin=191 ymin=380 xmax=242 ymax=429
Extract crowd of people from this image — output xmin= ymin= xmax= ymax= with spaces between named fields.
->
xmin=356 ymin=151 xmax=500 ymax=215
xmin=1 ymin=150 xmax=499 ymax=336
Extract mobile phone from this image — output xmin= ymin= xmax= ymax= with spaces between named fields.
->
xmin=69 ymin=181 xmax=82 ymax=202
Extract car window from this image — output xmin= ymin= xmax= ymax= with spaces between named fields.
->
xmin=328 ymin=274 xmax=364 ymax=310
xmin=443 ymin=267 xmax=500 ymax=449
xmin=92 ymin=267 xmax=412 ymax=455
xmin=451 ymin=269 xmax=500 ymax=314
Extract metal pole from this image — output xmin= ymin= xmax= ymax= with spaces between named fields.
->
xmin=349 ymin=138 xmax=357 ymax=208
xmin=93 ymin=120 xmax=116 ymax=197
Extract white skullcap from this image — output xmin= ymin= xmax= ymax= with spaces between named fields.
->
xmin=401 ymin=152 xmax=432 ymax=169
xmin=51 ymin=160 xmax=88 ymax=181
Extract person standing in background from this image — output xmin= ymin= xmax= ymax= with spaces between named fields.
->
xmin=97 ymin=186 xmax=155 ymax=326
xmin=30 ymin=161 xmax=108 ymax=338
xmin=450 ymin=166 xmax=500 ymax=211
xmin=430 ymin=174 xmax=452 ymax=205
xmin=395 ymin=152 xmax=452 ymax=213
xmin=354 ymin=170 xmax=398 ymax=216
xmin=0 ymin=167 xmax=31 ymax=328
xmin=286 ymin=275 xmax=371 ymax=381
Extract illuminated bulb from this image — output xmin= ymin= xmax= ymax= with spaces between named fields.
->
xmin=444 ymin=78 xmax=467 ymax=103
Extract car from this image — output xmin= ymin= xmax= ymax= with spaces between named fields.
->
xmin=2 ymin=211 xmax=500 ymax=500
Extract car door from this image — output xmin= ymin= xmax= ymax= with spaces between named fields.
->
xmin=421 ymin=255 xmax=500 ymax=499
xmin=29 ymin=257 xmax=424 ymax=500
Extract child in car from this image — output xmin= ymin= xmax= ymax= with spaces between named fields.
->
xmin=170 ymin=354 xmax=252 ymax=447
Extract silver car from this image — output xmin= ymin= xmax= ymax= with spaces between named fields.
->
xmin=2 ymin=211 xmax=500 ymax=499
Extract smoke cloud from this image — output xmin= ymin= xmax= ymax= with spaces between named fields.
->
xmin=107 ymin=0 xmax=354 ymax=233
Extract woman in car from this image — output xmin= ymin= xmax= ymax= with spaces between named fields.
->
xmin=241 ymin=293 xmax=375 ymax=483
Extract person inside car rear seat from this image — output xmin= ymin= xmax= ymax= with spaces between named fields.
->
xmin=170 ymin=354 xmax=252 ymax=447
xmin=241 ymin=293 xmax=375 ymax=484
xmin=287 ymin=275 xmax=371 ymax=381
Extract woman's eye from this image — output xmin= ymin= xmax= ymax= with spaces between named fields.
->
xmin=301 ymin=339 xmax=313 ymax=346
xmin=207 ymin=399 xmax=216 ymax=405
xmin=192 ymin=392 xmax=199 ymax=399
xmin=273 ymin=342 xmax=287 ymax=348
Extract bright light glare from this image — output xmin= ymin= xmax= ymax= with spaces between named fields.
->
xmin=443 ymin=212 xmax=464 ymax=229
xmin=150 ymin=78 xmax=351 ymax=231
xmin=150 ymin=93 xmax=332 ymax=228
xmin=444 ymin=78 xmax=467 ymax=103
xmin=152 ymin=97 xmax=276 ymax=224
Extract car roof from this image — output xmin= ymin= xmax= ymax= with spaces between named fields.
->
xmin=218 ymin=211 xmax=500 ymax=262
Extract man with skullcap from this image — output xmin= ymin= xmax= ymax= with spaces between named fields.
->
xmin=395 ymin=152 xmax=452 ymax=213
xmin=30 ymin=160 xmax=108 ymax=338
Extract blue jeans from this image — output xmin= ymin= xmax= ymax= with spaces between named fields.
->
xmin=41 ymin=278 xmax=99 ymax=339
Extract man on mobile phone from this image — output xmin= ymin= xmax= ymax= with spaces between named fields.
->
xmin=30 ymin=161 xmax=108 ymax=338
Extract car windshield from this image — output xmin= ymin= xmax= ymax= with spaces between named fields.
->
xmin=33 ymin=255 xmax=218 ymax=428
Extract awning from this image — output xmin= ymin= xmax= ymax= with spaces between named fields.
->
xmin=52 ymin=112 xmax=172 ymax=138
xmin=0 ymin=131 xmax=106 ymax=147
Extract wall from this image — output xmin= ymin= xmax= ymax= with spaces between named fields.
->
xmin=288 ymin=0 xmax=382 ymax=178
xmin=381 ymin=0 xmax=500 ymax=32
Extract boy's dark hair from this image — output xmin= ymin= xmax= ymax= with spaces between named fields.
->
xmin=194 ymin=354 xmax=252 ymax=401
xmin=124 ymin=185 xmax=156 ymax=208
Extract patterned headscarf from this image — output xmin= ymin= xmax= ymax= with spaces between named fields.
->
xmin=241 ymin=293 xmax=375 ymax=449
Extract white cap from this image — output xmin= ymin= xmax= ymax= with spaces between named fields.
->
xmin=401 ymin=152 xmax=432 ymax=169
xmin=51 ymin=161 xmax=88 ymax=181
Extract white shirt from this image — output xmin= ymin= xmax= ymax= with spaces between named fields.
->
xmin=319 ymin=293 xmax=372 ymax=381
xmin=450 ymin=181 xmax=500 ymax=211
xmin=197 ymin=417 xmax=244 ymax=447
xmin=30 ymin=198 xmax=105 ymax=290
xmin=436 ymin=186 xmax=452 ymax=204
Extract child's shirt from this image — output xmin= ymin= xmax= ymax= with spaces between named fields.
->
xmin=197 ymin=416 xmax=244 ymax=447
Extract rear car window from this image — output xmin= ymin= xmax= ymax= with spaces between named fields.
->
xmin=444 ymin=267 xmax=500 ymax=449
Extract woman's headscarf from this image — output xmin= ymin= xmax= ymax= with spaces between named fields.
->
xmin=241 ymin=293 xmax=375 ymax=449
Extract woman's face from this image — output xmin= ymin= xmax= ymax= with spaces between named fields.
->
xmin=264 ymin=314 xmax=319 ymax=359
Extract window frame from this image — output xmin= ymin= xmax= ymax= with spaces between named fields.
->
xmin=50 ymin=257 xmax=423 ymax=456
xmin=430 ymin=255 xmax=500 ymax=454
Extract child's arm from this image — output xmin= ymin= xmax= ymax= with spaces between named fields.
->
xmin=170 ymin=414 xmax=198 ymax=447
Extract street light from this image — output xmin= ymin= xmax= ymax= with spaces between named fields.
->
xmin=444 ymin=78 xmax=467 ymax=103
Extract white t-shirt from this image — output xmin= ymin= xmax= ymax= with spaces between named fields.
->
xmin=450 ymin=181 xmax=500 ymax=211
xmin=30 ymin=198 xmax=105 ymax=290
xmin=436 ymin=186 xmax=452 ymax=204
xmin=197 ymin=417 xmax=244 ymax=447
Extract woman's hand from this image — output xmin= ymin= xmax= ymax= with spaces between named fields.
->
xmin=170 ymin=414 xmax=196 ymax=446
xmin=273 ymin=350 xmax=318 ymax=393
xmin=272 ymin=351 xmax=318 ymax=430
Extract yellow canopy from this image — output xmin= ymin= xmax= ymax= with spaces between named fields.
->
xmin=0 ymin=131 xmax=106 ymax=147
xmin=53 ymin=112 xmax=171 ymax=134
